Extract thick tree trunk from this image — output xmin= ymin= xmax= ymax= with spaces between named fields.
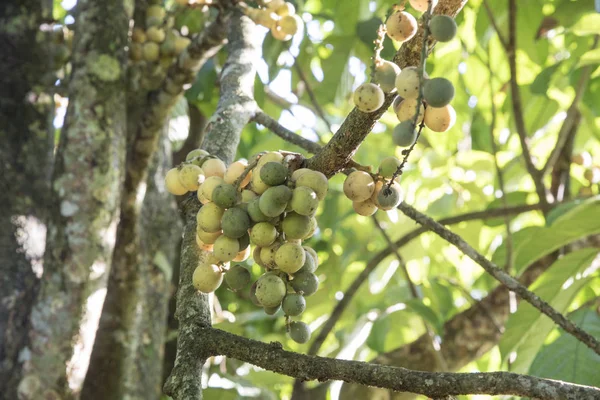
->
xmin=19 ymin=0 xmax=129 ymax=397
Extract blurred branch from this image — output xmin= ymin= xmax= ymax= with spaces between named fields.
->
xmin=482 ymin=0 xmax=508 ymax=50
xmin=292 ymin=62 xmax=333 ymax=133
xmin=253 ymin=110 xmax=322 ymax=153
xmin=173 ymin=103 xmax=208 ymax=166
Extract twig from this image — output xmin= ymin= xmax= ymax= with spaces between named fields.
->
xmin=253 ymin=110 xmax=322 ymax=154
xmin=482 ymin=0 xmax=508 ymax=50
xmin=370 ymin=24 xmax=387 ymax=80
xmin=398 ymin=201 xmax=600 ymax=356
xmin=292 ymin=62 xmax=334 ymax=133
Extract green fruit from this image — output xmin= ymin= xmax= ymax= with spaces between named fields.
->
xmin=247 ymin=197 xmax=271 ymax=223
xmin=257 ymin=151 xmax=284 ymax=167
xmin=295 ymin=170 xmax=328 ymax=200
xmin=423 ymin=77 xmax=455 ymax=107
xmin=298 ymin=249 xmax=317 ymax=273
xmin=377 ymin=183 xmax=403 ymax=210
xmin=196 ymin=227 xmax=221 ymax=244
xmin=212 ymin=183 xmax=238 ymax=209
xmin=238 ymin=232 xmax=250 ymax=250
xmin=374 ymin=61 xmax=401 ymax=93
xmin=142 ymin=42 xmax=160 ymax=61
xmin=282 ymin=293 xmax=306 ymax=316
xmin=199 ymin=176 xmax=224 ymax=202
xmin=260 ymin=243 xmax=281 ymax=268
xmin=343 ymin=171 xmax=375 ymax=202
xmin=353 ymin=83 xmax=385 ymax=113
xmin=303 ymin=216 xmax=318 ymax=240
xmin=221 ymin=207 xmax=250 ymax=238
xmin=260 ymin=162 xmax=288 ymax=186
xmin=241 ymin=189 xmax=257 ymax=203
xmin=250 ymin=222 xmax=278 ymax=247
xmin=259 ymin=185 xmax=292 ymax=217
xmin=429 ymin=15 xmax=457 ymax=42
xmin=264 ymin=305 xmax=281 ymax=315
xmin=289 ymin=321 xmax=311 ymax=344
xmin=225 ymin=265 xmax=251 ymax=291
xmin=251 ymin=165 xmax=270 ymax=194
xmin=379 ymin=157 xmax=401 ymax=178
xmin=196 ymin=203 xmax=224 ymax=233
xmin=282 ymin=213 xmax=311 ymax=240
xmin=213 ymin=235 xmax=240 ymax=262
xmin=255 ymin=273 xmax=286 ymax=307
xmin=275 ymin=242 xmax=306 ymax=273
xmin=178 ymin=164 xmax=204 ymax=191
xmin=192 ymin=263 xmax=223 ymax=293
xmin=392 ymin=121 xmax=417 ymax=147
xmin=186 ymin=149 xmax=209 ymax=161
xmin=290 ymin=186 xmax=319 ymax=216
xmin=291 ymin=271 xmax=318 ymax=296
xmin=253 ymin=246 xmax=267 ymax=268
xmin=250 ymin=281 xmax=262 ymax=306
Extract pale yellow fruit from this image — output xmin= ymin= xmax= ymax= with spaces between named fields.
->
xmin=291 ymin=168 xmax=311 ymax=182
xmin=178 ymin=164 xmax=204 ymax=191
xmin=192 ymin=263 xmax=223 ymax=293
xmin=142 ymin=42 xmax=160 ymax=62
xmin=195 ymin=234 xmax=214 ymax=252
xmin=272 ymin=24 xmax=293 ymax=41
xmin=233 ymin=246 xmax=251 ymax=262
xmin=353 ymin=198 xmax=378 ymax=216
xmin=409 ymin=0 xmax=438 ymax=12
xmin=343 ymin=171 xmax=375 ymax=202
xmin=213 ymin=235 xmax=240 ymax=262
xmin=274 ymin=2 xmax=295 ymax=16
xmin=146 ymin=26 xmax=165 ymax=43
xmin=275 ymin=242 xmax=306 ymax=273
xmin=251 ymin=166 xmax=270 ymax=194
xmin=199 ymin=176 xmax=224 ymax=202
xmin=224 ymin=160 xmax=251 ymax=187
xmin=132 ymin=28 xmax=147 ymax=43
xmin=197 ymin=189 xmax=209 ymax=204
xmin=165 ymin=168 xmax=187 ymax=195
xmin=395 ymin=67 xmax=421 ymax=99
xmin=295 ymin=170 xmax=328 ymax=200
xmin=278 ymin=15 xmax=301 ymax=36
xmin=353 ymin=83 xmax=385 ymax=113
xmin=196 ymin=227 xmax=221 ymax=245
xmin=266 ymin=0 xmax=286 ymax=11
xmin=146 ymin=5 xmax=166 ymax=20
xmin=424 ymin=104 xmax=456 ymax=132
xmin=255 ymin=9 xmax=278 ymax=29
xmin=257 ymin=151 xmax=284 ymax=167
xmin=260 ymin=243 xmax=280 ymax=269
xmin=196 ymin=202 xmax=224 ymax=233
xmin=202 ymin=158 xmax=227 ymax=178
xmin=371 ymin=181 xmax=384 ymax=207
xmin=396 ymin=98 xmax=425 ymax=123
xmin=386 ymin=11 xmax=418 ymax=43
xmin=174 ymin=36 xmax=191 ymax=55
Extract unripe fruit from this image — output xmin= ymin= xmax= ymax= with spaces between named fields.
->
xmin=423 ymin=77 xmax=454 ymax=107
xmin=409 ymin=0 xmax=438 ymax=12
xmin=377 ymin=182 xmax=403 ymax=210
xmin=130 ymin=43 xmax=143 ymax=61
xmin=178 ymin=164 xmax=204 ymax=191
xmin=132 ymin=28 xmax=147 ymax=43
xmin=374 ymin=61 xmax=401 ymax=93
xmin=396 ymin=98 xmax=425 ymax=123
xmin=248 ymin=198 xmax=271 ymax=223
xmin=271 ymin=24 xmax=293 ymax=41
xmin=253 ymin=246 xmax=266 ymax=268
xmin=196 ymin=227 xmax=221 ymax=244
xmin=266 ymin=0 xmax=286 ymax=10
xmin=251 ymin=222 xmax=278 ymax=247
xmin=392 ymin=96 xmax=403 ymax=114
xmin=260 ymin=162 xmax=288 ymax=186
xmin=212 ymin=183 xmax=238 ymax=209
xmin=146 ymin=5 xmax=166 ymax=19
xmin=224 ymin=160 xmax=251 ymax=187
xmin=250 ymin=281 xmax=262 ymax=306
xmin=424 ymin=104 xmax=456 ymax=132
xmin=213 ymin=235 xmax=240 ymax=262
xmin=143 ymin=42 xmax=160 ymax=62
xmin=289 ymin=321 xmax=311 ymax=344
xmin=393 ymin=121 xmax=418 ymax=147
xmin=295 ymin=170 xmax=328 ymax=200
xmin=251 ymin=166 xmax=270 ymax=194
xmin=298 ymin=249 xmax=316 ymax=273
xmin=259 ymin=185 xmax=293 ymax=217
xmin=353 ymin=83 xmax=385 ymax=113
xmin=186 ymin=149 xmax=209 ymax=161
xmin=353 ymin=198 xmax=378 ymax=216
xmin=395 ymin=67 xmax=422 ymax=99
xmin=202 ymin=158 xmax=227 ymax=178
xmin=303 ymin=246 xmax=318 ymax=265
xmin=238 ymin=232 xmax=250 ymax=250
xmin=304 ymin=216 xmax=318 ymax=240
xmin=386 ymin=11 xmax=418 ymax=43
xmin=255 ymin=274 xmax=286 ymax=307
xmin=379 ymin=157 xmax=401 ymax=178
xmin=276 ymin=242 xmax=306 ymax=273
xmin=255 ymin=9 xmax=278 ymax=29
xmin=174 ymin=36 xmax=191 ymax=55
xmin=290 ymin=186 xmax=319 ymax=216
xmin=225 ymin=265 xmax=251 ymax=291
xmin=257 ymin=151 xmax=284 ymax=167
xmin=233 ymin=246 xmax=251 ymax=262
xmin=281 ymin=213 xmax=310 ymax=240
xmin=221 ymin=207 xmax=250 ymax=239
xmin=241 ymin=189 xmax=258 ymax=203
xmin=343 ymin=171 xmax=375 ymax=202
xmin=192 ymin=263 xmax=223 ymax=293
xmin=264 ymin=305 xmax=281 ymax=315
xmin=146 ymin=26 xmax=165 ymax=43
xmin=196 ymin=202 xmax=224 ymax=233
xmin=291 ymin=271 xmax=318 ymax=296
xmin=274 ymin=2 xmax=295 ymax=16
xmin=282 ymin=293 xmax=306 ymax=316
xmin=199 ymin=176 xmax=225 ymax=202
xmin=429 ymin=15 xmax=457 ymax=42
xmin=195 ymin=235 xmax=213 ymax=252
xmin=291 ymin=168 xmax=311 ymax=182
xmin=278 ymin=15 xmax=301 ymax=36
xmin=165 ymin=168 xmax=187 ymax=195
xmin=261 ymin=243 xmax=281 ymax=269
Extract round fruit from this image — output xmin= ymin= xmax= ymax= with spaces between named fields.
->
xmin=264 ymin=305 xmax=281 ymax=315
xmin=295 ymin=170 xmax=328 ymax=200
xmin=248 ymin=197 xmax=271 ymax=223
xmin=192 ymin=263 xmax=223 ymax=293
xmin=429 ymin=15 xmax=457 ymax=42
xmin=409 ymin=0 xmax=438 ymax=12
xmin=224 ymin=160 xmax=251 ymax=187
xmin=291 ymin=168 xmax=311 ymax=182
xmin=225 ymin=265 xmax=251 ymax=291
xmin=278 ymin=15 xmax=301 ymax=36
xmin=282 ymin=213 xmax=311 ymax=240
xmin=250 ymin=222 xmax=278 ymax=247
xmin=379 ymin=157 xmax=401 ymax=178
xmin=392 ymin=96 xmax=403 ymax=114
xmin=386 ymin=11 xmax=418 ymax=43
xmin=257 ymin=151 xmax=284 ymax=167
xmin=143 ymin=42 xmax=160 ymax=62
xmin=266 ymin=0 xmax=286 ymax=9
xmin=199 ymin=176 xmax=224 ymax=202
xmin=353 ymin=198 xmax=378 ymax=216
xmin=221 ymin=207 xmax=250 ymax=239
xmin=132 ymin=28 xmax=147 ymax=43
xmin=213 ymin=235 xmax=240 ymax=262
xmin=297 ymin=249 xmax=316 ymax=273
xmin=255 ymin=274 xmax=286 ymax=307
xmin=253 ymin=246 xmax=266 ymax=268
xmin=584 ymin=167 xmax=600 ymax=184
xmin=303 ymin=246 xmax=318 ymax=266
xmin=146 ymin=26 xmax=165 ymax=43
xmin=254 ymin=9 xmax=278 ymax=29
xmin=374 ymin=61 xmax=401 ymax=93
xmin=259 ymin=185 xmax=292 ymax=217
xmin=165 ymin=168 xmax=187 ymax=195
xmin=396 ymin=98 xmax=425 ymax=123
xmin=202 ymin=158 xmax=226 ymax=178
xmin=196 ymin=227 xmax=221 ymax=244
xmin=271 ymin=24 xmax=293 ymax=41
xmin=291 ymin=271 xmax=318 ymax=296
xmin=195 ymin=235 xmax=213 ymax=252
xmin=241 ymin=189 xmax=258 ymax=202
xmin=377 ymin=183 xmax=403 ymax=210
xmin=274 ymin=2 xmax=295 ymax=16
xmin=275 ymin=242 xmax=306 ymax=273
xmin=251 ymin=166 xmax=270 ymax=194
xmin=395 ymin=67 xmax=422 ymax=99
xmin=238 ymin=232 xmax=250 ymax=250
xmin=343 ymin=171 xmax=375 ymax=202
xmin=174 ymin=36 xmax=191 ymax=55
xmin=233 ymin=246 xmax=251 ymax=262
xmin=211 ymin=183 xmax=238 ymax=208
xmin=282 ymin=293 xmax=306 ymax=316
xmin=196 ymin=202 xmax=224 ymax=233
xmin=260 ymin=162 xmax=288 ymax=186
xmin=424 ymin=104 xmax=456 ymax=132
xmin=423 ymin=77 xmax=455 ymax=107
xmin=186 ymin=149 xmax=209 ymax=161
xmin=130 ymin=43 xmax=143 ymax=61
xmin=178 ymin=164 xmax=204 ymax=191
xmin=250 ymin=281 xmax=262 ymax=306
xmin=353 ymin=83 xmax=385 ymax=113
xmin=290 ymin=186 xmax=319 ymax=216
xmin=304 ymin=216 xmax=318 ymax=240
xmin=289 ymin=321 xmax=311 ymax=344
xmin=146 ymin=5 xmax=166 ymax=19
xmin=393 ymin=121 xmax=418 ymax=147
xmin=260 ymin=243 xmax=281 ymax=269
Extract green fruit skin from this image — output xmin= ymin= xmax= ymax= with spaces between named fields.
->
xmin=250 ymin=222 xmax=278 ymax=247
xmin=196 ymin=203 xmax=224 ymax=233
xmin=291 ymin=271 xmax=319 ymax=296
xmin=259 ymin=185 xmax=292 ymax=217
xmin=248 ymin=197 xmax=271 ymax=222
xmin=295 ymin=171 xmax=328 ymax=200
xmin=290 ymin=186 xmax=319 ymax=216
xmin=260 ymin=162 xmax=288 ymax=186
xmin=282 ymin=213 xmax=312 ymax=240
xmin=255 ymin=274 xmax=287 ymax=307
xmin=264 ymin=305 xmax=281 ymax=315
xmin=212 ymin=183 xmax=238 ymax=209
xmin=377 ymin=185 xmax=402 ymax=210
xmin=225 ymin=265 xmax=251 ymax=291
xmin=297 ymin=249 xmax=317 ymax=273
xmin=275 ymin=242 xmax=306 ymax=273
xmin=221 ymin=207 xmax=250 ymax=239
xmin=238 ymin=232 xmax=250 ymax=250
xmin=186 ymin=149 xmax=209 ymax=161
xmin=374 ymin=61 xmax=401 ymax=93
xmin=289 ymin=321 xmax=311 ymax=344
xmin=379 ymin=156 xmax=401 ymax=178
xmin=423 ymin=77 xmax=455 ymax=108
xmin=429 ymin=15 xmax=457 ymax=42
xmin=250 ymin=281 xmax=262 ymax=306
xmin=282 ymin=293 xmax=306 ymax=316
xmin=392 ymin=121 xmax=417 ymax=147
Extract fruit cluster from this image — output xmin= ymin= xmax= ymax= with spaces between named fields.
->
xmin=244 ymin=0 xmax=302 ymax=41
xmin=165 ymin=149 xmax=328 ymax=344
xmin=343 ymin=157 xmax=404 ymax=216
xmin=129 ymin=4 xmax=191 ymax=65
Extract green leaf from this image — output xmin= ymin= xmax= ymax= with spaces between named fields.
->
xmin=499 ymin=248 xmax=599 ymax=373
xmin=405 ymin=299 xmax=443 ymax=336
xmin=571 ymin=13 xmax=600 ymax=36
xmin=484 ymin=191 xmax=531 ymax=227
xmin=529 ymin=308 xmax=600 ymax=387
xmin=531 ymin=62 xmax=563 ymax=95
xmin=366 ymin=315 xmax=390 ymax=353
xmin=577 ymin=48 xmax=600 ymax=68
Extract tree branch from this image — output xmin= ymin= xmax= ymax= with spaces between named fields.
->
xmin=398 ymin=201 xmax=600 ymax=356
xmin=196 ymin=326 xmax=600 ymax=400
xmin=253 ymin=110 xmax=322 ymax=153
xmin=482 ymin=0 xmax=508 ymax=50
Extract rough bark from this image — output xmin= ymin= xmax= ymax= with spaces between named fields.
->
xmin=20 ymin=0 xmax=129 ymax=397
xmin=164 ymin=10 xmax=259 ymax=400
xmin=0 ymin=1 xmax=54 ymax=397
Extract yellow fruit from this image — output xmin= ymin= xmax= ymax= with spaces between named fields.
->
xmin=178 ymin=164 xmax=204 ymax=191
xmin=395 ymin=66 xmax=422 ymax=99
xmin=291 ymin=168 xmax=311 ymax=181
xmin=233 ymin=246 xmax=251 ymax=262
xmin=275 ymin=242 xmax=306 ymax=273
xmin=251 ymin=165 xmax=270 ymax=195
xmin=386 ymin=11 xmax=418 ymax=43
xmin=396 ymin=98 xmax=425 ymax=123
xmin=146 ymin=26 xmax=165 ymax=43
xmin=213 ymin=235 xmax=240 ymax=262
xmin=241 ymin=189 xmax=258 ymax=203
xmin=165 ymin=168 xmax=187 ymax=195
xmin=142 ymin=42 xmax=160 ymax=62
xmin=353 ymin=198 xmax=378 ymax=216
xmin=353 ymin=83 xmax=385 ymax=113
xmin=255 ymin=9 xmax=278 ymax=29
xmin=255 ymin=273 xmax=286 ymax=307
xmin=202 ymin=158 xmax=227 ymax=178
xmin=146 ymin=5 xmax=166 ymax=20
xmin=260 ymin=243 xmax=281 ymax=268
xmin=174 ymin=36 xmax=191 ymax=55
xmin=195 ymin=234 xmax=213 ymax=252
xmin=278 ymin=15 xmax=301 ymax=36
xmin=274 ymin=2 xmax=295 ymax=16
xmin=295 ymin=170 xmax=328 ymax=200
xmin=130 ymin=43 xmax=143 ymax=61
xmin=424 ymin=104 xmax=456 ymax=132
xmin=192 ymin=263 xmax=223 ymax=293
xmin=250 ymin=222 xmax=278 ymax=247
xmin=196 ymin=227 xmax=221 ymax=245
xmin=196 ymin=202 xmax=224 ymax=233
xmin=258 ymin=151 xmax=284 ymax=167
xmin=343 ymin=171 xmax=375 ymax=202
xmin=409 ymin=0 xmax=438 ymax=12
xmin=132 ymin=28 xmax=147 ymax=43
xmin=199 ymin=176 xmax=225 ymax=202
xmin=224 ymin=160 xmax=251 ymax=186
xmin=271 ymin=24 xmax=293 ymax=41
